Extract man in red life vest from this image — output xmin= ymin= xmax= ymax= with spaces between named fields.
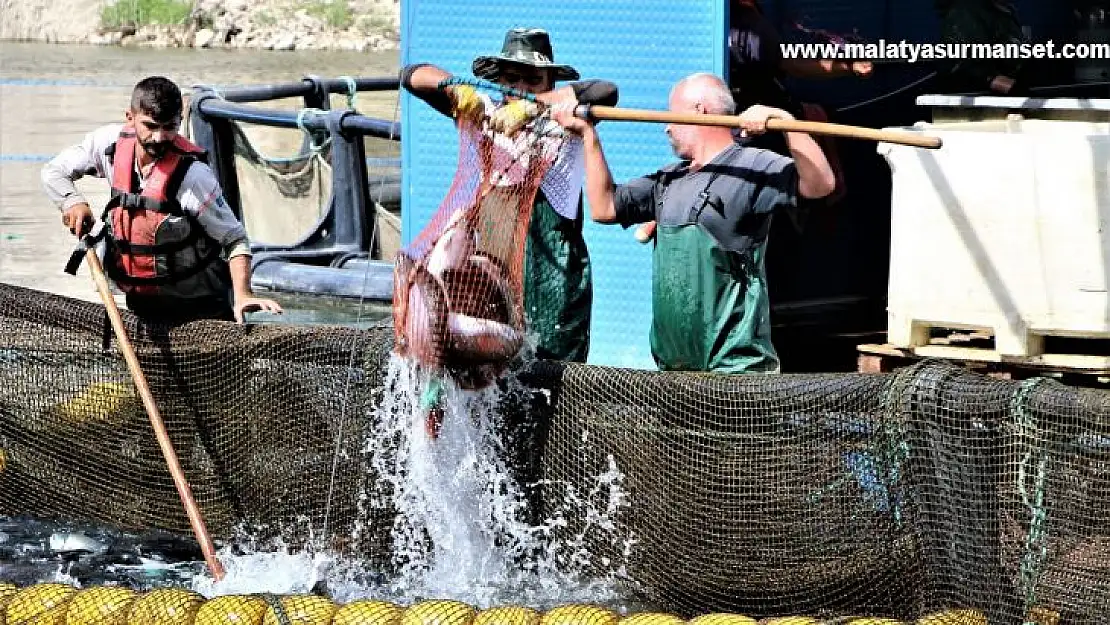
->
xmin=42 ymin=76 xmax=282 ymax=325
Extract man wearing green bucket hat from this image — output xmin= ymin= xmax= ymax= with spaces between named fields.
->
xmin=402 ymin=28 xmax=618 ymax=368
xmin=400 ymin=28 xmax=618 ymax=437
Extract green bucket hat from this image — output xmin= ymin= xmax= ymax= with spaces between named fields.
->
xmin=472 ymin=28 xmax=580 ymax=82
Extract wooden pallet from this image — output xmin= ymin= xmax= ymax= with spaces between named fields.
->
xmin=857 ymin=331 xmax=1110 ymax=387
xmin=887 ymin=313 xmax=1110 ymax=359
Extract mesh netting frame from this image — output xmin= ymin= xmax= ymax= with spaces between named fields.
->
xmin=0 ymin=283 xmax=1108 ymax=622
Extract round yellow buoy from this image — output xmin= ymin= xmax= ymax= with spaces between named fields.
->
xmin=332 ymin=600 xmax=405 ymax=625
xmin=54 ymin=381 xmax=135 ymax=424
xmin=541 ymin=605 xmax=620 ymax=625
xmin=401 ymin=600 xmax=477 ymax=625
xmin=261 ymin=595 xmax=336 ymax=625
xmin=194 ymin=594 xmax=269 ymax=625
xmin=618 ymin=613 xmax=685 ymax=625
xmin=65 ymin=586 xmax=137 ymax=625
xmin=127 ymin=588 xmax=205 ymax=625
xmin=474 ymin=606 xmax=541 ymax=625
xmin=5 ymin=583 xmax=77 ymax=624
xmin=916 ymin=610 xmax=988 ymax=625
xmin=686 ymin=614 xmax=757 ymax=625
xmin=763 ymin=618 xmax=820 ymax=625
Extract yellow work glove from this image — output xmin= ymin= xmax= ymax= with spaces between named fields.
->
xmin=489 ymin=100 xmax=543 ymax=136
xmin=450 ymin=84 xmax=483 ymax=124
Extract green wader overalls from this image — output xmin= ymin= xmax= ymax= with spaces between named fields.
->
xmin=521 ymin=191 xmax=592 ymax=364
xmin=648 ymin=173 xmax=780 ymax=374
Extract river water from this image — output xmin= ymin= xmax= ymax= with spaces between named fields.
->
xmin=0 ymin=41 xmax=400 ymax=325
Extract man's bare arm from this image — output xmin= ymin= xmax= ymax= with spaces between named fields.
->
xmin=739 ymin=105 xmax=836 ymax=200
xmin=577 ymin=125 xmax=619 ymax=223
xmin=783 ymin=131 xmax=836 ymax=199
xmin=405 ymin=64 xmax=453 ymax=93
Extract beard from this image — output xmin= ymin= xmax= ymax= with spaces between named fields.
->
xmin=142 ymin=140 xmax=171 ymax=159
xmin=668 ymin=126 xmax=700 ymax=160
xmin=668 ymin=133 xmax=687 ymax=159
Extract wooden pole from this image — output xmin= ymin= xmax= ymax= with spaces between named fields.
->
xmin=576 ymin=104 xmax=942 ymax=149
xmin=83 ymin=247 xmax=226 ymax=581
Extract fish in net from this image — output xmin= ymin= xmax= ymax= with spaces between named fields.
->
xmin=391 ymin=84 xmax=572 ymax=432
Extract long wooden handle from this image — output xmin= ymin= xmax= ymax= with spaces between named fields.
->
xmin=84 ymin=249 xmax=226 ymax=581
xmin=577 ymin=105 xmax=942 ymax=149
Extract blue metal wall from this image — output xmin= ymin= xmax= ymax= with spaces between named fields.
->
xmin=399 ymin=0 xmax=726 ymax=369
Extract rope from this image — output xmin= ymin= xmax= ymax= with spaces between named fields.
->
xmin=437 ymin=76 xmax=539 ymax=103
xmin=807 ymin=374 xmax=909 ymax=522
xmin=885 ymin=366 xmax=912 ymax=514
xmin=834 ymin=71 xmax=938 ymax=114
xmin=295 ymin=107 xmax=331 ymax=152
xmin=183 ymin=84 xmax=226 ymax=142
xmin=258 ymin=593 xmax=293 ymax=625
xmin=420 ymin=376 xmax=445 ymax=412
xmin=337 ymin=75 xmax=358 ymax=110
xmin=189 ymin=83 xmax=226 ymax=101
xmin=322 ymin=0 xmax=410 ymax=538
xmin=1011 ymin=377 xmax=1052 ymax=623
xmin=866 ymin=363 xmax=918 ymax=525
xmin=322 ymin=0 xmax=415 ymax=548
xmin=324 ymin=0 xmax=418 ymax=544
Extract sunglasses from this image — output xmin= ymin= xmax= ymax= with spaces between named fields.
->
xmin=497 ymin=72 xmax=546 ymax=86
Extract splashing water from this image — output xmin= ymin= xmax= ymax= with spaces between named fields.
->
xmin=191 ymin=535 xmax=335 ymax=598
xmin=371 ymin=360 xmax=522 ymax=599
xmin=325 ymin=354 xmax=639 ymax=609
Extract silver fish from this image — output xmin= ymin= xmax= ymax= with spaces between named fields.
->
xmin=48 ymin=532 xmax=108 ymax=555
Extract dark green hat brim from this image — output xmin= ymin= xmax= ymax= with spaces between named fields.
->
xmin=472 ymin=55 xmax=580 ymax=82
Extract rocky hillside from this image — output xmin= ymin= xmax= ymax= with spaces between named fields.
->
xmin=0 ymin=0 xmax=400 ymax=51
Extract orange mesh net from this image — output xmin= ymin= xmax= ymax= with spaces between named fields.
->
xmin=392 ymin=103 xmax=565 ymax=391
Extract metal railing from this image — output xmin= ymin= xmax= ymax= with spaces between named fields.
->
xmin=186 ymin=75 xmax=402 ymax=301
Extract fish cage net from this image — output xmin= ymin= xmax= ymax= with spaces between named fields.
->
xmin=0 ymin=280 xmax=1108 ymax=624
xmin=230 ymin=120 xmax=335 ymax=249
xmin=186 ymin=112 xmax=402 ymax=256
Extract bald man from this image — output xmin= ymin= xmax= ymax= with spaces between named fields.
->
xmin=553 ymin=72 xmax=835 ymax=374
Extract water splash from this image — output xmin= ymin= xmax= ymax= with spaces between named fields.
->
xmin=191 ymin=534 xmax=335 ymax=598
xmin=325 ymin=354 xmax=639 ymax=609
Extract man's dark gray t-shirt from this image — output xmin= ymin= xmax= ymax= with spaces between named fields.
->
xmin=612 ymin=143 xmax=798 ymax=253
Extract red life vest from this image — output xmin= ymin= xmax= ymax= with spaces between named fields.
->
xmin=103 ymin=127 xmax=224 ymax=295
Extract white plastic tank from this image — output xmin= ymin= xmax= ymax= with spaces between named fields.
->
xmin=879 ymin=103 xmax=1110 ymax=357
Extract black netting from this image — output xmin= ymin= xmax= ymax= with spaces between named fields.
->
xmin=0 ymin=282 xmax=395 ymax=563
xmin=1 ymin=282 xmax=1108 ymax=624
